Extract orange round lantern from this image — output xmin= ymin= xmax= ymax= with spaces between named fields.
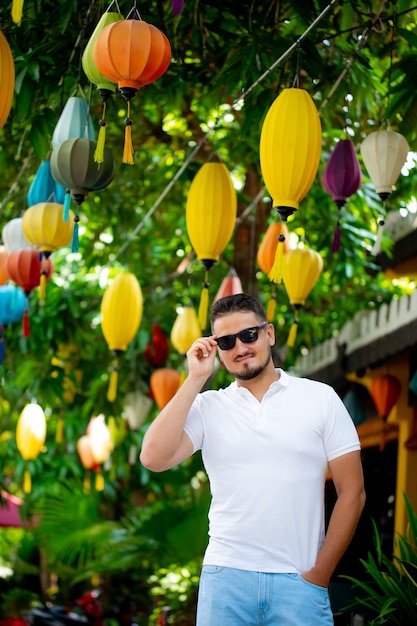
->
xmin=257 ymin=222 xmax=290 ymax=275
xmin=370 ymin=375 xmax=401 ymax=420
xmin=150 ymin=368 xmax=181 ymax=410
xmin=94 ymin=16 xmax=171 ymax=164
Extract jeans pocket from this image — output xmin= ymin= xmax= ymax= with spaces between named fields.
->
xmin=201 ymin=564 xmax=225 ymax=576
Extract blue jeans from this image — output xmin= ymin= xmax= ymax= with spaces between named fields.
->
xmin=196 ymin=566 xmax=333 ymax=625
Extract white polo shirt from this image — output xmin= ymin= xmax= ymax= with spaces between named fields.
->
xmin=184 ymin=369 xmax=361 ymax=573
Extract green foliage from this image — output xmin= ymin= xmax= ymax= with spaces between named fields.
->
xmin=345 ymin=494 xmax=417 ymax=625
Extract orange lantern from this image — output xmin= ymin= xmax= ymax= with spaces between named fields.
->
xmin=16 ymin=402 xmax=47 ymax=493
xmin=282 ymin=246 xmax=323 ymax=347
xmin=257 ymin=221 xmax=290 ymax=320
xmin=86 ymin=414 xmax=113 ymax=491
xmin=0 ymin=246 xmax=9 ymax=285
xmin=370 ymin=375 xmax=401 ymax=420
xmin=77 ymin=435 xmax=95 ymax=493
xmin=94 ymin=15 xmax=171 ymax=164
xmin=150 ymin=368 xmax=181 ymax=410
xmin=0 ymin=30 xmax=14 ymax=129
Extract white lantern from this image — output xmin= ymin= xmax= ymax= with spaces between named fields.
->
xmin=361 ymin=129 xmax=409 ymax=200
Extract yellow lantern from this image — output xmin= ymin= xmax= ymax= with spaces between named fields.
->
xmin=186 ymin=161 xmax=237 ymax=329
xmin=282 ymin=246 xmax=323 ymax=347
xmin=101 ymin=272 xmax=143 ymax=402
xmin=22 ymin=202 xmax=74 ymax=301
xmin=259 ymin=88 xmax=322 ymax=224
xmin=16 ymin=402 xmax=47 ymax=493
xmin=170 ymin=303 xmax=201 ymax=356
xmin=0 ymin=30 xmax=14 ymax=128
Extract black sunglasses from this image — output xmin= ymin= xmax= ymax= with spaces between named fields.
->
xmin=215 ymin=322 xmax=268 ymax=351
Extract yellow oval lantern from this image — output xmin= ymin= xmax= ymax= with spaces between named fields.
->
xmin=260 ymin=88 xmax=322 ymax=222
xmin=101 ymin=272 xmax=143 ymax=402
xmin=170 ymin=303 xmax=201 ymax=356
xmin=282 ymin=246 xmax=323 ymax=347
xmin=0 ymin=30 xmax=15 ymax=129
xmin=16 ymin=402 xmax=47 ymax=493
xmin=186 ymin=161 xmax=237 ymax=329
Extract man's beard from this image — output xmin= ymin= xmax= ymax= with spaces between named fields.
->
xmin=226 ymin=349 xmax=272 ymax=381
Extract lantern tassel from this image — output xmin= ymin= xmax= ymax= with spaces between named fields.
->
xmin=56 ymin=416 xmax=64 ymax=443
xmin=123 ymin=101 xmax=134 ymax=165
xmin=72 ymin=214 xmax=80 ymax=253
xmin=266 ymin=290 xmax=276 ymax=322
xmin=63 ymin=192 xmax=71 ymax=222
xmin=371 ymin=219 xmax=385 ymax=255
xmin=198 ymin=275 xmax=210 ymax=330
xmin=94 ymin=117 xmax=107 ymax=166
xmin=22 ymin=307 xmax=30 ymax=338
xmin=11 ymin=0 xmax=24 ymax=25
xmin=287 ymin=316 xmax=299 ymax=348
xmin=23 ymin=469 xmax=31 ymax=494
xmin=332 ymin=219 xmax=341 ymax=254
xmin=83 ymin=470 xmax=91 ymax=494
xmin=107 ymin=366 xmax=118 ymax=402
xmin=95 ymin=469 xmax=105 ymax=492
xmin=39 ymin=271 xmax=47 ymax=303
xmin=268 ymin=235 xmax=285 ymax=284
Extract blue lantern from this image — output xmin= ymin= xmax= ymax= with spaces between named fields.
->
xmin=52 ymin=97 xmax=96 ymax=149
xmin=27 ymin=160 xmax=65 ymax=206
xmin=0 ymin=285 xmax=26 ymax=363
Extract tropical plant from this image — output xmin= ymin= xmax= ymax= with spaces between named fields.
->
xmin=344 ymin=493 xmax=417 ymax=625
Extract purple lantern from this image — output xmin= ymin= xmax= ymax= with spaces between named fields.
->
xmin=322 ymin=138 xmax=362 ymax=252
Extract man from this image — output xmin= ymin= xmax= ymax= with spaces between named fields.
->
xmin=140 ymin=293 xmax=366 ymax=625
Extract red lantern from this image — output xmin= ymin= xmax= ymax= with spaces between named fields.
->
xmin=370 ymin=375 xmax=401 ymax=420
xmin=322 ymin=139 xmax=362 ymax=253
xmin=7 ymin=248 xmax=53 ymax=337
xmin=94 ymin=15 xmax=171 ymax=164
xmin=145 ymin=324 xmax=169 ymax=367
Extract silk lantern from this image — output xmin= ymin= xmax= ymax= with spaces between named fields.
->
xmin=145 ymin=324 xmax=169 ymax=366
xmin=50 ymin=137 xmax=116 ymax=251
xmin=6 ymin=248 xmax=53 ymax=336
xmin=150 ymin=368 xmax=181 ymax=410
xmin=52 ymin=96 xmax=95 ymax=149
xmin=86 ymin=414 xmax=113 ymax=491
xmin=22 ymin=202 xmax=74 ymax=300
xmin=257 ymin=221 xmax=290 ymax=320
xmin=0 ymin=30 xmax=14 ymax=129
xmin=123 ymin=390 xmax=153 ymax=430
xmin=370 ymin=374 xmax=401 ymax=420
xmin=361 ymin=129 xmax=409 ymax=254
xmin=0 ymin=246 xmax=8 ymax=285
xmin=170 ymin=303 xmax=201 ymax=355
xmin=186 ymin=161 xmax=237 ymax=329
xmin=282 ymin=246 xmax=323 ymax=347
xmin=2 ymin=217 xmax=33 ymax=253
xmin=77 ymin=435 xmax=95 ymax=493
xmin=93 ymin=15 xmax=171 ymax=164
xmin=260 ymin=87 xmax=322 ymax=221
xmin=27 ymin=160 xmax=65 ymax=206
xmin=214 ymin=269 xmax=243 ymax=302
xmin=82 ymin=10 xmax=124 ymax=164
xmin=0 ymin=285 xmax=26 ymax=363
xmin=322 ymin=139 xmax=362 ymax=253
xmin=101 ymin=272 xmax=143 ymax=402
xmin=16 ymin=402 xmax=47 ymax=493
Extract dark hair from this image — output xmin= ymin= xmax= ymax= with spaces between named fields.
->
xmin=210 ymin=293 xmax=267 ymax=326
